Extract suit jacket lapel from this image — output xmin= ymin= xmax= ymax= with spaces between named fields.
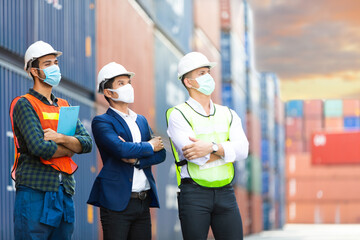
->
xmin=106 ymin=108 xmax=133 ymax=142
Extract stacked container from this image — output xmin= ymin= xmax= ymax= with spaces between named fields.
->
xmin=0 ymin=1 xmax=98 ymax=239
xmin=286 ymin=99 xmax=360 ymax=224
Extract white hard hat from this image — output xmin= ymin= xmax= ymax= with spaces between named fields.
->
xmin=177 ymin=52 xmax=216 ymax=80
xmin=24 ymin=41 xmax=62 ymax=72
xmin=97 ymin=62 xmax=135 ymax=94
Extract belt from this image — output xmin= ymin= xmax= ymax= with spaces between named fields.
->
xmin=181 ymin=178 xmax=198 ymax=186
xmin=130 ymin=190 xmax=149 ymax=200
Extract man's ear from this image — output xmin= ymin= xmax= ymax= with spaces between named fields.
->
xmin=30 ymin=68 xmax=38 ymax=78
xmin=103 ymin=89 xmax=113 ymax=98
xmin=183 ymin=77 xmax=193 ymax=89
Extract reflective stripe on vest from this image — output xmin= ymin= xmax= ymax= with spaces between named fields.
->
xmin=9 ymin=94 xmax=78 ymax=179
xmin=166 ymin=102 xmax=234 ymax=188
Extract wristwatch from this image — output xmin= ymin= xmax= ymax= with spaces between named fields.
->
xmin=211 ymin=142 xmax=219 ymax=154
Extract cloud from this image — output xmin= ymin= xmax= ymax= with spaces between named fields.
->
xmin=248 ymin=0 xmax=360 ymax=81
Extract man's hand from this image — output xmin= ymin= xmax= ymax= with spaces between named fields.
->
xmin=44 ymin=128 xmax=64 ymax=144
xmin=148 ymin=136 xmax=164 ymax=152
xmin=182 ymin=137 xmax=212 ymax=160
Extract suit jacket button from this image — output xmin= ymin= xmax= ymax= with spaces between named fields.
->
xmin=129 ymin=178 xmax=132 ymax=182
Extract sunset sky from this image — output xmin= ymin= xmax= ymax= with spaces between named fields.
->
xmin=247 ymin=0 xmax=360 ymax=100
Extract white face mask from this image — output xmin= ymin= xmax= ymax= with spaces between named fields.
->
xmin=107 ymin=84 xmax=134 ymax=103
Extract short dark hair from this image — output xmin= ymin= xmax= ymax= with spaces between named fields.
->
xmin=29 ymin=59 xmax=40 ymax=82
xmin=103 ymin=78 xmax=116 ymax=103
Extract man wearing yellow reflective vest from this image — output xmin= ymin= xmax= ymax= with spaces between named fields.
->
xmin=166 ymin=52 xmax=249 ymax=240
xmin=10 ymin=41 xmax=92 ymax=240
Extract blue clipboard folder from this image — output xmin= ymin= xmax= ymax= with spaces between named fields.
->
xmin=57 ymin=106 xmax=80 ymax=136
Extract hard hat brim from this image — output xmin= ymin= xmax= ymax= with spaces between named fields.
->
xmin=25 ymin=51 xmax=63 ymax=72
xmin=178 ymin=62 xmax=217 ymax=80
xmin=97 ymin=72 xmax=135 ymax=93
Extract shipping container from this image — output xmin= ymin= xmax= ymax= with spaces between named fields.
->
xmin=154 ymin=31 xmax=188 ymax=136
xmin=96 ymin=0 xmax=156 ymax=125
xmin=287 ymin=177 xmax=360 ymax=201
xmin=234 ymin=186 xmax=251 ymax=235
xmin=250 ymin=193 xmax=263 ymax=233
xmin=194 ymin=0 xmax=220 ymax=50
xmin=247 ymin=155 xmax=261 ymax=194
xmin=0 ymin=63 xmax=98 ymax=240
xmin=153 ymin=0 xmax=193 ymax=53
xmin=287 ymin=153 xmax=360 ymax=178
xmin=275 ymin=96 xmax=285 ymax=124
xmin=1 ymin=0 xmax=96 ymax=92
xmin=287 ymin=201 xmax=360 ymax=224
xmin=220 ymin=31 xmax=232 ymax=82
xmin=246 ymin=112 xmax=261 ymax=157
xmin=324 ymin=117 xmax=343 ymax=131
xmin=286 ymin=138 xmax=304 ymax=153
xmin=304 ymin=99 xmax=323 ymax=118
xmin=285 ymin=117 xmax=303 ymax=139
xmin=219 ymin=0 xmax=231 ymax=30
xmin=231 ymin=32 xmax=246 ymax=91
xmin=230 ymin=0 xmax=245 ymax=45
xmin=193 ymin=28 xmax=222 ymax=103
xmin=286 ymin=100 xmax=303 ymax=117
xmin=260 ymin=72 xmax=275 ymax=109
xmin=344 ymin=116 xmax=360 ymax=130
xmin=343 ymin=99 xmax=360 ymax=117
xmin=312 ymin=131 xmax=360 ymax=165
xmin=324 ymin=99 xmax=343 ymax=117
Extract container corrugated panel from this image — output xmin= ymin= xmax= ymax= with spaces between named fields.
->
xmin=250 ymin=193 xmax=263 ymax=233
xmin=220 ymin=31 xmax=232 ymax=82
xmin=343 ymin=99 xmax=360 ymax=117
xmin=324 ymin=99 xmax=343 ymax=117
xmin=344 ymin=116 xmax=360 ymax=130
xmin=304 ymin=99 xmax=323 ymax=118
xmin=97 ymin=0 xmax=156 ymax=127
xmin=260 ymin=72 xmax=275 ymax=109
xmin=262 ymin=201 xmax=273 ymax=230
xmin=0 ymin=64 xmax=98 ymax=239
xmin=232 ymin=85 xmax=247 ymax=132
xmin=246 ymin=155 xmax=262 ymax=194
xmin=155 ymin=141 xmax=183 ymax=240
xmin=231 ymin=32 xmax=246 ymax=91
xmin=194 ymin=0 xmax=220 ymax=49
xmin=193 ymin=28 xmax=222 ymax=103
xmin=153 ymin=0 xmax=193 ymax=53
xmin=324 ymin=117 xmax=343 ymax=131
xmin=261 ymin=170 xmax=270 ymax=197
xmin=230 ymin=0 xmax=245 ymax=45
xmin=247 ymin=112 xmax=261 ymax=158
xmin=260 ymin=109 xmax=275 ymax=139
xmin=246 ymin=70 xmax=261 ymax=115
xmin=1 ymin=0 xmax=96 ymax=92
xmin=286 ymin=117 xmax=303 ymax=139
xmin=286 ymin=100 xmax=304 ymax=117
xmin=154 ymin=33 xmax=188 ymax=136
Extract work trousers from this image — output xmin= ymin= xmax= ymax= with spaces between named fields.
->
xmin=14 ymin=185 xmax=74 ymax=240
xmin=100 ymin=196 xmax=152 ymax=240
xmin=178 ymin=182 xmax=243 ymax=240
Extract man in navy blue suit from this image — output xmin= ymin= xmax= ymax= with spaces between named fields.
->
xmin=88 ymin=62 xmax=166 ymax=240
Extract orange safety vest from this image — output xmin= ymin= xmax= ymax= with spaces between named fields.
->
xmin=9 ymin=93 xmax=78 ymax=180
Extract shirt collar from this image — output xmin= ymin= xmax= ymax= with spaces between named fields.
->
xmin=29 ymin=88 xmax=58 ymax=105
xmin=110 ymin=106 xmax=137 ymax=121
xmin=186 ymin=97 xmax=214 ymax=116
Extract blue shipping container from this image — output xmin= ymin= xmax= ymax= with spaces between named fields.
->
xmin=286 ymin=100 xmax=304 ymax=117
xmin=220 ymin=31 xmax=232 ymax=82
xmin=344 ymin=116 xmax=360 ymax=130
xmin=0 ymin=63 xmax=98 ymax=239
xmin=0 ymin=0 xmax=96 ymax=92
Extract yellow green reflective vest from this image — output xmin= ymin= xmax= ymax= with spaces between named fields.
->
xmin=166 ymin=102 xmax=235 ymax=188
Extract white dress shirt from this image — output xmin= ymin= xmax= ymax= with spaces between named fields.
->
xmin=166 ymin=97 xmax=249 ymax=178
xmin=110 ymin=107 xmax=150 ymax=192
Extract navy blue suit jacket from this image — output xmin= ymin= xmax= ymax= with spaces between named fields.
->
xmin=87 ymin=108 xmax=166 ymax=211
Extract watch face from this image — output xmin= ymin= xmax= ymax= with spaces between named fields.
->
xmin=212 ymin=143 xmax=219 ymax=152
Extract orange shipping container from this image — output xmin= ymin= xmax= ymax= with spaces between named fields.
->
xmin=286 ymin=117 xmax=303 ymax=139
xmin=343 ymin=99 xmax=360 ymax=117
xmin=304 ymin=99 xmax=323 ymax=118
xmin=247 ymin=112 xmax=261 ymax=158
xmin=286 ymin=138 xmax=304 ymax=153
xmin=286 ymin=153 xmax=360 ymax=178
xmin=194 ymin=0 xmax=220 ymax=50
xmin=324 ymin=117 xmax=343 ymax=131
xmin=96 ymin=0 xmax=155 ymax=126
xmin=304 ymin=118 xmax=323 ymax=140
xmin=286 ymin=177 xmax=360 ymax=201
xmin=234 ymin=186 xmax=251 ymax=236
xmin=250 ymin=193 xmax=263 ymax=234
xmin=287 ymin=201 xmax=360 ymax=224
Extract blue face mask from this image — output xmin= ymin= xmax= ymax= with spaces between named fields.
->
xmin=37 ymin=65 xmax=62 ymax=87
xmin=193 ymin=73 xmax=215 ymax=95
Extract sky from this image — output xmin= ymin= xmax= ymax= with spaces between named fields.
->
xmin=247 ymin=0 xmax=360 ymax=100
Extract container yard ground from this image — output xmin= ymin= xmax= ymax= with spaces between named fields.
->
xmin=244 ymin=224 xmax=360 ymax=240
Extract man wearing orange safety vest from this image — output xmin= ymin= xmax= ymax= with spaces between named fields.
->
xmin=9 ymin=41 xmax=92 ymax=240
